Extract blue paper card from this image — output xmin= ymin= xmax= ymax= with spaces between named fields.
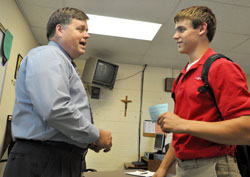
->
xmin=149 ymin=103 xmax=168 ymax=122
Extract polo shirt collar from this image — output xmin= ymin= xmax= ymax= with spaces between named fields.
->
xmin=197 ymin=48 xmax=217 ymax=65
xmin=180 ymin=48 xmax=216 ymax=74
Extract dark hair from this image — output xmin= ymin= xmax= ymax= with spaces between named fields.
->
xmin=174 ymin=6 xmax=216 ymax=42
xmin=46 ymin=7 xmax=89 ymax=40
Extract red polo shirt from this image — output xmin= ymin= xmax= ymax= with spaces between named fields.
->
xmin=172 ymin=48 xmax=250 ymax=160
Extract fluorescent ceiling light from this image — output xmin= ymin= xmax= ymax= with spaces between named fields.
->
xmin=87 ymin=14 xmax=162 ymax=41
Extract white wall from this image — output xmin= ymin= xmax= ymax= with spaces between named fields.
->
xmin=0 ymin=0 xmax=38 ymax=175
xmin=75 ymin=59 xmax=179 ymax=171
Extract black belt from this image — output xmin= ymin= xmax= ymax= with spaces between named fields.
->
xmin=16 ymin=138 xmax=87 ymax=155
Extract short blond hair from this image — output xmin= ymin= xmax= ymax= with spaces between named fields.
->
xmin=174 ymin=6 xmax=216 ymax=42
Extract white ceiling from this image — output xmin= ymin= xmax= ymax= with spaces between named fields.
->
xmin=15 ymin=0 xmax=250 ymax=74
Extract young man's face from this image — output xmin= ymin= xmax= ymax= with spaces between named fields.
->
xmin=59 ymin=19 xmax=90 ymax=59
xmin=173 ymin=19 xmax=201 ymax=55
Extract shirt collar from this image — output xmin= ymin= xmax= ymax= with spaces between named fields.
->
xmin=180 ymin=48 xmax=216 ymax=74
xmin=48 ymin=40 xmax=73 ymax=61
xmin=198 ymin=48 xmax=217 ymax=65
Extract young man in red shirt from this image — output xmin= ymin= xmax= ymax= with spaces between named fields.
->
xmin=154 ymin=6 xmax=250 ymax=177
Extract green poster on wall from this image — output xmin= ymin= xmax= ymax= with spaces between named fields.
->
xmin=2 ymin=29 xmax=13 ymax=65
xmin=0 ymin=25 xmax=8 ymax=103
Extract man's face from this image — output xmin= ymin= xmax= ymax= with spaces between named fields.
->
xmin=173 ymin=19 xmax=200 ymax=55
xmin=59 ymin=19 xmax=90 ymax=59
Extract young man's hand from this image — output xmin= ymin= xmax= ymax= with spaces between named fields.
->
xmin=153 ymin=167 xmax=168 ymax=177
xmin=157 ymin=112 xmax=188 ymax=133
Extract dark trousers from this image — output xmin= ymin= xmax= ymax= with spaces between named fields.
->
xmin=3 ymin=139 xmax=86 ymax=177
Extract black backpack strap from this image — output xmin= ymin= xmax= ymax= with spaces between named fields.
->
xmin=171 ymin=73 xmax=183 ymax=100
xmin=172 ymin=54 xmax=233 ymax=108
xmin=198 ymin=54 xmax=233 ymax=93
xmin=198 ymin=54 xmax=233 ymax=119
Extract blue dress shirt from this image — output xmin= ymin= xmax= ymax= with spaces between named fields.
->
xmin=12 ymin=41 xmax=99 ymax=148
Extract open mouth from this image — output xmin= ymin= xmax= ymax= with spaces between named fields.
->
xmin=79 ymin=41 xmax=86 ymax=47
xmin=177 ymin=42 xmax=182 ymax=47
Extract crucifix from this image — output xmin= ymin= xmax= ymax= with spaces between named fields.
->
xmin=121 ymin=96 xmax=132 ymax=117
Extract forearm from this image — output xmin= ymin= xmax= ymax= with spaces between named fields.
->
xmin=184 ymin=116 xmax=250 ymax=145
xmin=158 ymin=143 xmax=176 ymax=172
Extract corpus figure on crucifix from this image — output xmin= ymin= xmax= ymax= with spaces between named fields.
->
xmin=121 ymin=96 xmax=132 ymax=117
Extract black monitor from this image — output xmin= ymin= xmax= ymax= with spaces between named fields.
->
xmin=82 ymin=57 xmax=119 ymax=89
xmin=154 ymin=133 xmax=165 ymax=153
xmin=93 ymin=60 xmax=118 ymax=88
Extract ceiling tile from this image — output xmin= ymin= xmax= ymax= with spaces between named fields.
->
xmin=211 ymin=31 xmax=249 ymax=52
xmin=207 ymin=0 xmax=250 ymax=7
xmin=64 ymin=0 xmax=181 ymax=23
xmin=226 ymin=52 xmax=250 ymax=74
xmin=16 ymin=0 xmax=64 ymax=8
xmin=230 ymin=37 xmax=250 ymax=55
xmin=31 ymin=27 xmax=48 ymax=45
xmin=18 ymin=3 xmax=56 ymax=28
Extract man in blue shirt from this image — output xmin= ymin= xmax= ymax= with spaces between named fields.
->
xmin=4 ymin=7 xmax=112 ymax=177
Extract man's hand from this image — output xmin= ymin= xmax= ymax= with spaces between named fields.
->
xmin=157 ymin=112 xmax=187 ymax=133
xmin=89 ymin=143 xmax=102 ymax=153
xmin=95 ymin=129 xmax=112 ymax=152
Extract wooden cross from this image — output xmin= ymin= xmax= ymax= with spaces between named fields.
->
xmin=121 ymin=96 xmax=132 ymax=117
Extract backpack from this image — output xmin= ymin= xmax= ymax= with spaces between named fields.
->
xmin=172 ymin=54 xmax=250 ymax=177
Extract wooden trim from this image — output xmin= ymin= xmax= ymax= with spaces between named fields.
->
xmin=0 ymin=23 xmax=6 ymax=33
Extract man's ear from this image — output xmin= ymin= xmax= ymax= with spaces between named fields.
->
xmin=55 ymin=24 xmax=64 ymax=38
xmin=199 ymin=22 xmax=208 ymax=36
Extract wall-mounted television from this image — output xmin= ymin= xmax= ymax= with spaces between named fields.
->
xmin=82 ymin=57 xmax=119 ymax=89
